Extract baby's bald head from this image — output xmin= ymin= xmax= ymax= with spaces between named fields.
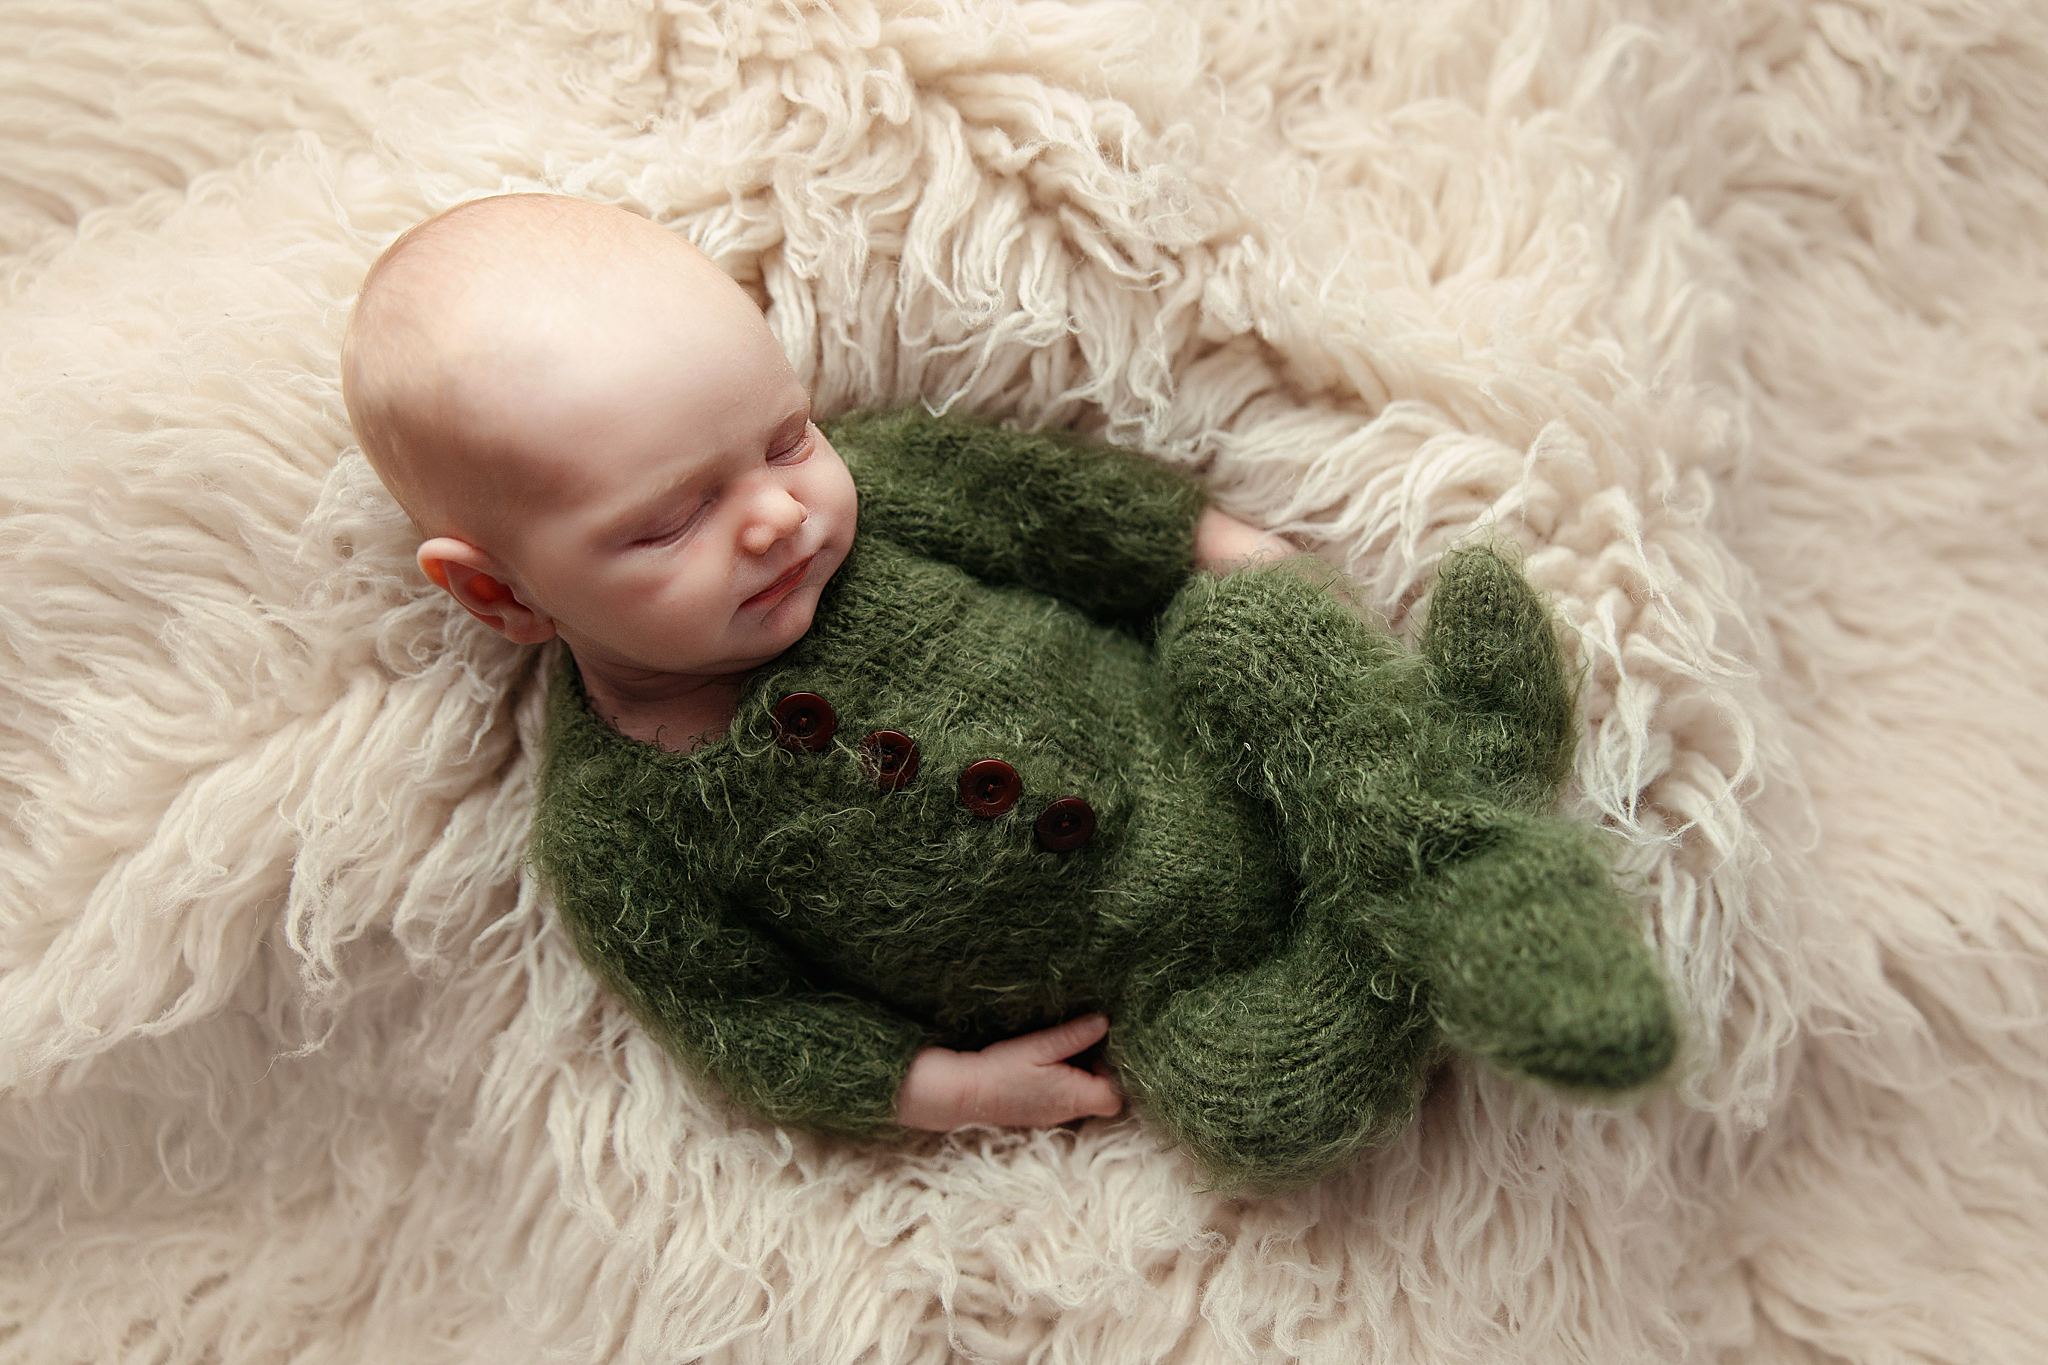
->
xmin=338 ymin=193 xmax=768 ymax=562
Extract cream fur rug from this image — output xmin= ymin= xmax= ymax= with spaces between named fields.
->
xmin=4 ymin=1 xmax=2045 ymax=1360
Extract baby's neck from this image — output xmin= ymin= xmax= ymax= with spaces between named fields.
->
xmin=610 ymin=689 xmax=740 ymax=753
xmin=576 ymin=656 xmax=749 ymax=754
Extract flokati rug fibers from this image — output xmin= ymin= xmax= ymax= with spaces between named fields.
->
xmin=2 ymin=1 xmax=2045 ymax=1361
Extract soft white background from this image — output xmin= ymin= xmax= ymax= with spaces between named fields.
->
xmin=2 ymin=1 xmax=2042 ymax=1360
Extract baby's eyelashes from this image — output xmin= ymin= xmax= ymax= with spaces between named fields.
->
xmin=633 ymin=425 xmax=816 ymax=550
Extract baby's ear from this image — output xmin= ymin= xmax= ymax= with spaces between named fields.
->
xmin=416 ymin=536 xmax=553 ymax=642
xmin=416 ymin=538 xmax=465 ymax=592
xmin=418 ymin=537 xmax=509 ymax=603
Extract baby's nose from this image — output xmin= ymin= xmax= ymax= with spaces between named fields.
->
xmin=741 ymin=488 xmax=807 ymax=551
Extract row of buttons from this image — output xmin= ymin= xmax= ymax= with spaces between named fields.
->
xmin=771 ymin=692 xmax=1097 ymax=853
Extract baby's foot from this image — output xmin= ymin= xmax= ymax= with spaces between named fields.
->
xmin=1418 ymin=540 xmax=1583 ymax=809
xmin=1395 ymin=807 xmax=1677 ymax=1092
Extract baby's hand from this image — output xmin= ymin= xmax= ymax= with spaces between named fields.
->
xmin=1194 ymin=505 xmax=1300 ymax=574
xmin=895 ymin=1014 xmax=1125 ymax=1131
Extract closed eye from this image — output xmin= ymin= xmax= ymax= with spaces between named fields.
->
xmin=634 ymin=422 xmax=815 ymax=548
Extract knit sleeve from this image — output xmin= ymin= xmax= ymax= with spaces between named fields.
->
xmin=528 ymin=794 xmax=932 ymax=1143
xmin=821 ymin=402 xmax=1210 ymax=638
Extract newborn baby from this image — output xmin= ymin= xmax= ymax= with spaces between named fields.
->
xmin=340 ymin=192 xmax=1679 ymax=1193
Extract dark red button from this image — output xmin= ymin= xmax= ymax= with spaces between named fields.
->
xmin=771 ymin=692 xmax=836 ymax=752
xmin=858 ymin=729 xmax=919 ymax=790
xmin=957 ymin=758 xmax=1021 ymax=817
xmin=1033 ymin=796 xmax=1096 ymax=852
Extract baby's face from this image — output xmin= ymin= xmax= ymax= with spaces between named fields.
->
xmin=482 ymin=285 xmax=856 ymax=684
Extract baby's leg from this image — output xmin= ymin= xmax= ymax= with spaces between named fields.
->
xmin=1153 ymin=554 xmax=1470 ymax=893
xmin=1153 ymin=553 xmax=1677 ymax=1093
xmin=1108 ymin=906 xmax=1443 ymax=1194
xmin=1156 ymin=546 xmax=1579 ymax=816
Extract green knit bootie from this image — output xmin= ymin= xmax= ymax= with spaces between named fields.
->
xmin=1399 ymin=808 xmax=1676 ymax=1090
xmin=1417 ymin=539 xmax=1582 ymax=810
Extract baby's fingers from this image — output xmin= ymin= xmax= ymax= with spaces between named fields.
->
xmin=1040 ymin=1062 xmax=1122 ymax=1125
xmin=1084 ymin=1069 xmax=1125 ymax=1117
xmin=1065 ymin=1042 xmax=1125 ymax=1118
xmin=999 ymin=1013 xmax=1110 ymax=1065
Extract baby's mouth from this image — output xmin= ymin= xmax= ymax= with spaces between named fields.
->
xmin=743 ymin=555 xmax=813 ymax=607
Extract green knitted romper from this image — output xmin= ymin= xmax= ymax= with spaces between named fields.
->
xmin=528 ymin=403 xmax=1678 ymax=1194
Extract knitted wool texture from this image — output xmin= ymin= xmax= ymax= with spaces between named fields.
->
xmin=528 ymin=404 xmax=1679 ymax=1194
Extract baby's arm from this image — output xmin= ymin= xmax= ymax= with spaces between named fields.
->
xmin=824 ymin=404 xmax=1210 ymax=637
xmin=895 ymin=1014 xmax=1124 ymax=1131
xmin=536 ymin=807 xmax=932 ymax=1140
